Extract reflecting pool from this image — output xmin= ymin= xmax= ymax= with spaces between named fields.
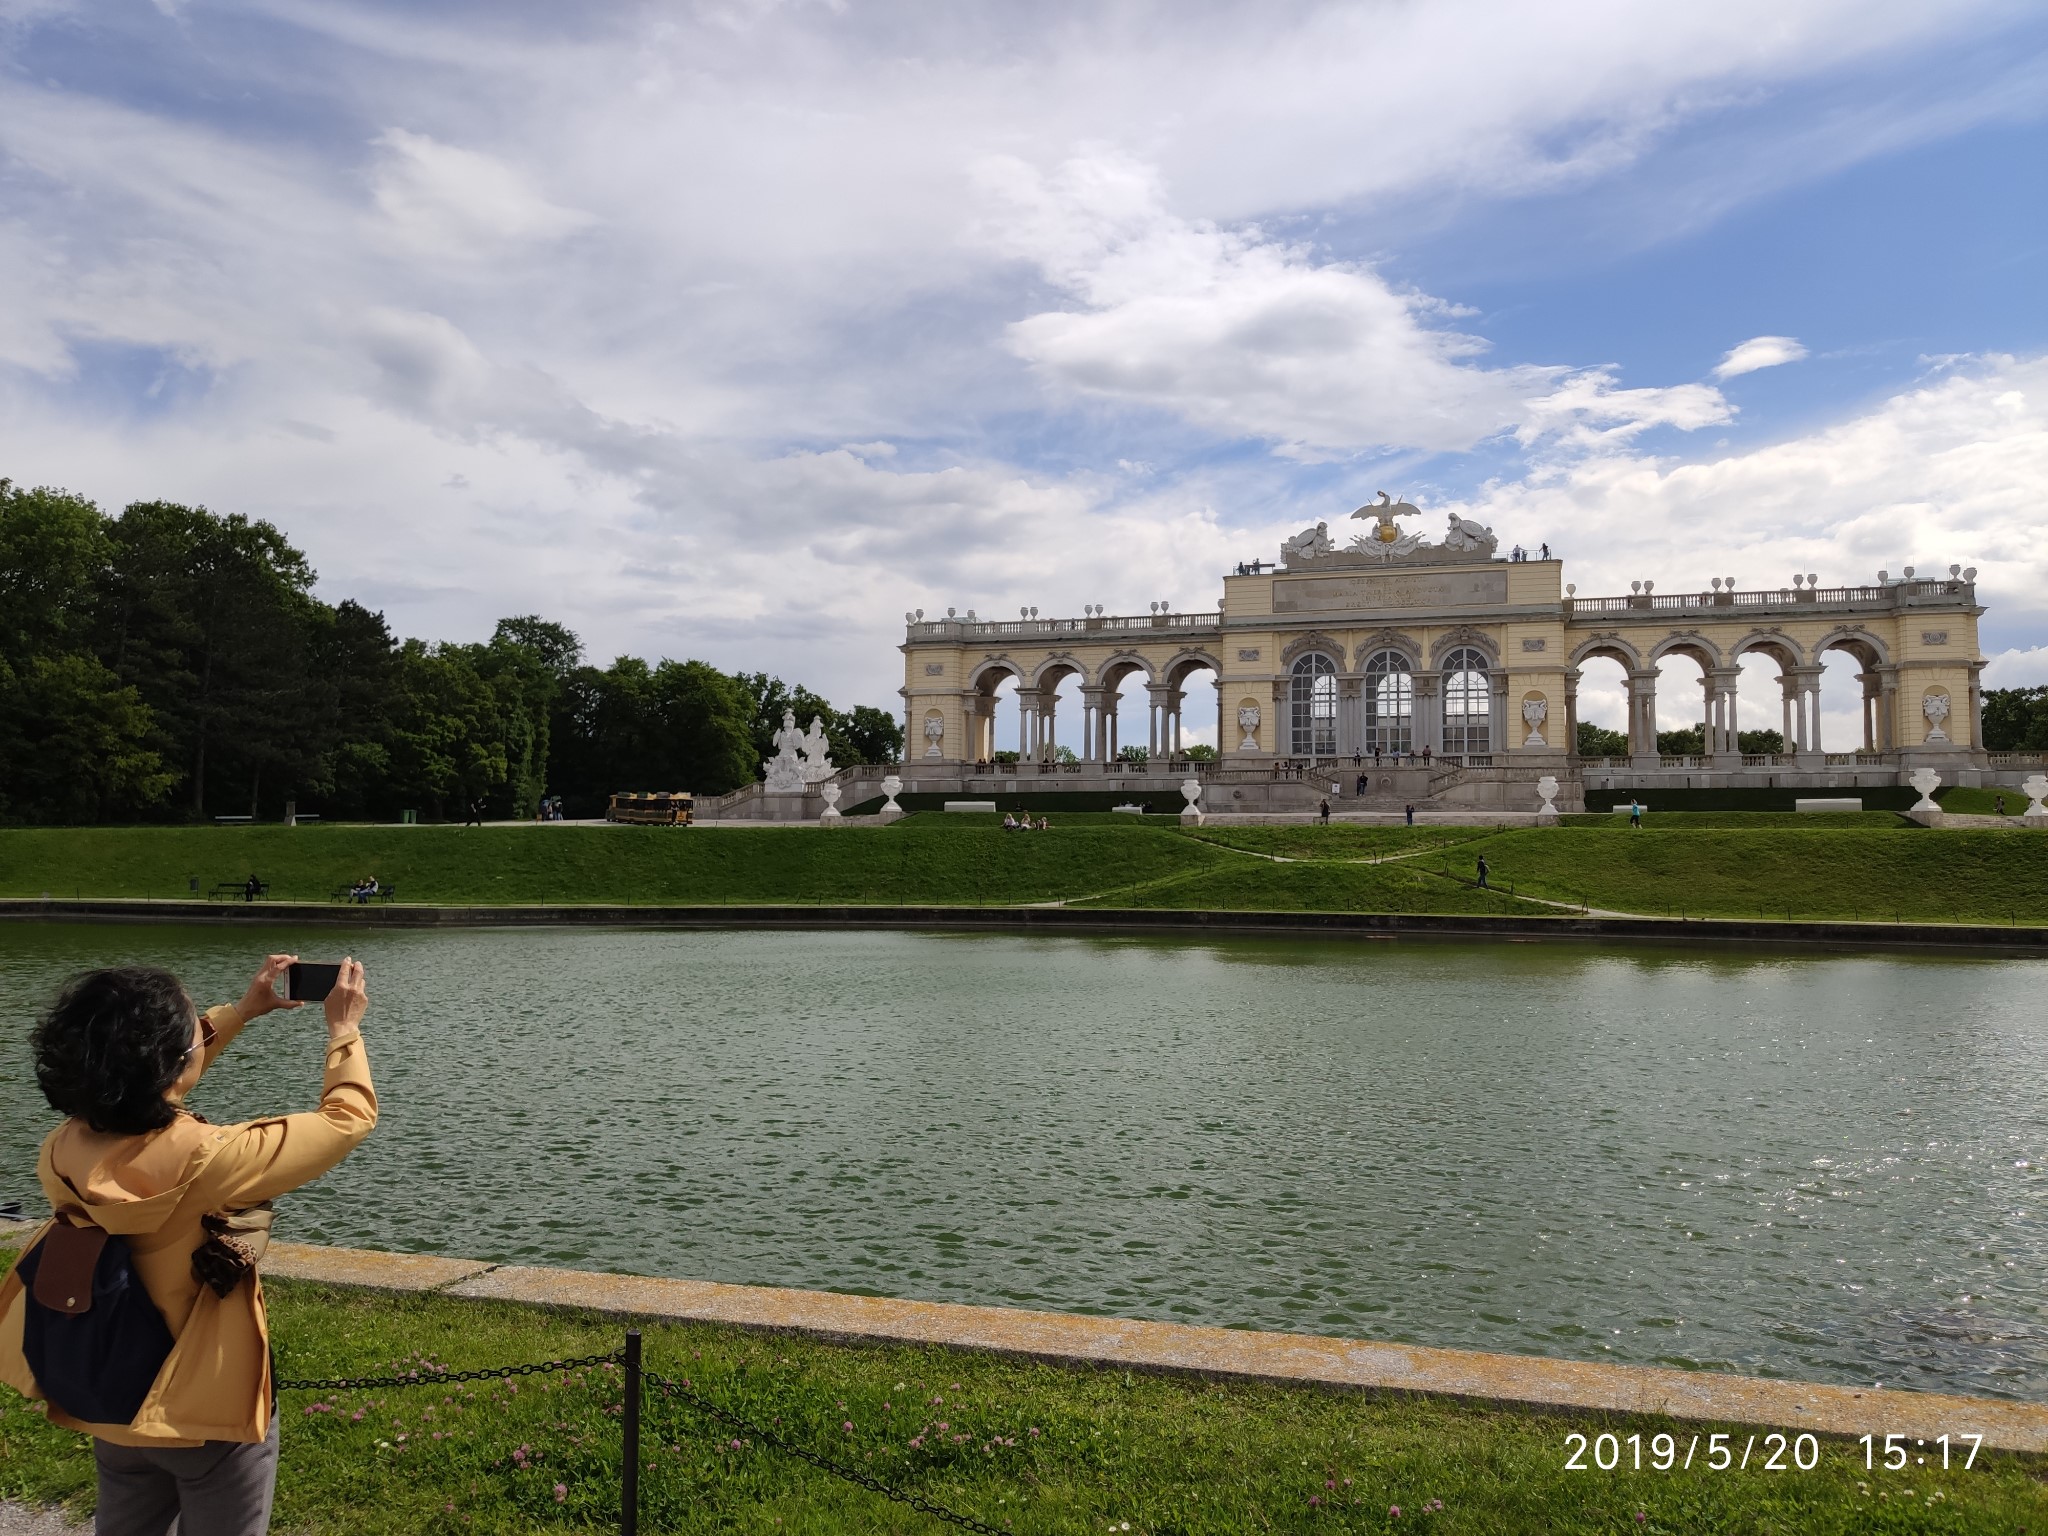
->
xmin=2 ymin=923 xmax=2043 ymax=1399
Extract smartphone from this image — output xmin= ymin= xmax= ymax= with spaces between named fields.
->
xmin=286 ymin=962 xmax=342 ymax=1003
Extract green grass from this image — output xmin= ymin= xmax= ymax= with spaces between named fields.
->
xmin=0 ymin=819 xmax=1227 ymax=909
xmin=3 ymin=1273 xmax=2040 ymax=1534
xmin=1465 ymin=826 xmax=2048 ymax=924
xmin=0 ymin=814 xmax=2044 ymax=925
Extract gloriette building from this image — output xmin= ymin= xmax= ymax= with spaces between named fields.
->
xmin=895 ymin=499 xmax=2004 ymax=812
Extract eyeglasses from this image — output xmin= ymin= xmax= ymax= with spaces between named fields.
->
xmin=182 ymin=1015 xmax=219 ymax=1060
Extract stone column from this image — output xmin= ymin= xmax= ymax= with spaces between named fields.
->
xmin=1626 ymin=668 xmax=1660 ymax=764
xmin=1489 ymin=671 xmax=1509 ymax=760
xmin=1414 ymin=672 xmax=1441 ymax=759
xmin=1079 ymin=686 xmax=1106 ymax=762
xmin=1216 ymin=680 xmax=1228 ymax=759
xmin=1708 ymin=667 xmax=1741 ymax=763
xmin=1040 ymin=692 xmax=1058 ymax=761
xmin=1787 ymin=666 xmax=1825 ymax=762
xmin=1563 ymin=667 xmax=1581 ymax=760
xmin=1967 ymin=664 xmax=1985 ymax=756
xmin=1877 ymin=669 xmax=1900 ymax=752
xmin=1337 ymin=678 xmax=1363 ymax=758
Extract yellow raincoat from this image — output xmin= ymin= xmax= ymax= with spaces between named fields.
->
xmin=0 ymin=1002 xmax=375 ymax=1446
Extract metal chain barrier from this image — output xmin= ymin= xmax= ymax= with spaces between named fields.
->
xmin=642 ymin=1365 xmax=1012 ymax=1536
xmin=273 ymin=1334 xmax=1014 ymax=1534
xmin=275 ymin=1349 xmax=622 ymax=1394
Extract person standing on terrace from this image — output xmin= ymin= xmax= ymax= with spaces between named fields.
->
xmin=0 ymin=954 xmax=376 ymax=1536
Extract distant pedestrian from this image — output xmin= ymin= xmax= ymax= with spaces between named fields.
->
xmin=1422 ymin=745 xmax=1432 ymax=765
xmin=242 ymin=874 xmax=262 ymax=904
xmin=1319 ymin=798 xmax=1331 ymax=824
xmin=1996 ymin=794 xmax=2007 ymax=816
xmin=1629 ymin=799 xmax=1643 ymax=829
xmin=1356 ymin=773 xmax=1368 ymax=795
xmin=1404 ymin=803 xmax=1414 ymax=826
xmin=1476 ymin=854 xmax=1490 ymax=889
xmin=1540 ymin=542 xmax=1551 ymax=560
xmin=464 ymin=799 xmax=482 ymax=827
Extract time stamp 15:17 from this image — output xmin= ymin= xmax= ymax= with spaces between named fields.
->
xmin=1563 ymin=1430 xmax=1985 ymax=1473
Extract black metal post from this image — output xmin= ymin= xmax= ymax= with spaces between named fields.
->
xmin=621 ymin=1330 xmax=642 ymax=1536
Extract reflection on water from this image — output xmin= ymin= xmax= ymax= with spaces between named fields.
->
xmin=2 ymin=924 xmax=2044 ymax=1399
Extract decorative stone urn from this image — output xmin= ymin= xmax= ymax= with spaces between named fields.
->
xmin=1236 ymin=703 xmax=1261 ymax=752
xmin=2021 ymin=772 xmax=2048 ymax=828
xmin=1922 ymin=691 xmax=1951 ymax=743
xmin=1522 ymin=697 xmax=1548 ymax=748
xmin=1535 ymin=774 xmax=1560 ymax=825
xmin=818 ymin=781 xmax=842 ymax=822
xmin=923 ymin=715 xmax=945 ymax=758
xmin=878 ymin=773 xmax=905 ymax=824
xmin=1180 ymin=776 xmax=1204 ymax=826
xmin=1906 ymin=766 xmax=1944 ymax=828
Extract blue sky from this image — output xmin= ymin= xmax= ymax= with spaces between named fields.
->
xmin=3 ymin=1 xmax=2045 ymax=745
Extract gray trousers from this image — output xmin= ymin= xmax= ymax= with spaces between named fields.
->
xmin=92 ymin=1414 xmax=279 ymax=1536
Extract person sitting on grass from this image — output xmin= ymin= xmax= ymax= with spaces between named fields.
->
xmin=0 ymin=954 xmax=376 ymax=1536
xmin=1002 ymin=813 xmax=1017 ymax=830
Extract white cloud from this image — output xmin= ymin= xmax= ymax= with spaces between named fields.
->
xmin=987 ymin=154 xmax=1733 ymax=459
xmin=369 ymin=130 xmax=595 ymax=258
xmin=1984 ymin=646 xmax=2048 ymax=688
xmin=1445 ymin=351 xmax=2048 ymax=643
xmin=1714 ymin=335 xmax=1810 ymax=379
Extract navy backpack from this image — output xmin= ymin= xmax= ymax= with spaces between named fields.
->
xmin=17 ymin=1213 xmax=174 ymax=1426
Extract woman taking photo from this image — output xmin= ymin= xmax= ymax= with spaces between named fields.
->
xmin=0 ymin=953 xmax=376 ymax=1535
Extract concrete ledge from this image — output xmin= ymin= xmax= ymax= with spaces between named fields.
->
xmin=266 ymin=1241 xmax=496 ymax=1293
xmin=3 ymin=898 xmax=2044 ymax=955
xmin=430 ymin=1263 xmax=2048 ymax=1452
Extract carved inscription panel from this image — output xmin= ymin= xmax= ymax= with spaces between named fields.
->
xmin=1274 ymin=569 xmax=1510 ymax=614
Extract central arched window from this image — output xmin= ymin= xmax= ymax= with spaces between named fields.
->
xmin=1289 ymin=652 xmax=1337 ymax=757
xmin=1362 ymin=650 xmax=1413 ymax=755
xmin=1441 ymin=647 xmax=1491 ymax=755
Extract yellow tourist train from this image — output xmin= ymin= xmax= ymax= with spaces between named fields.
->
xmin=605 ymin=791 xmax=694 ymax=826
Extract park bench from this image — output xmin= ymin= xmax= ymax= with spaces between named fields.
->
xmin=209 ymin=880 xmax=269 ymax=902
xmin=329 ymin=885 xmax=399 ymax=904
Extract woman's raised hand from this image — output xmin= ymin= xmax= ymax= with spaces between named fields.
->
xmin=238 ymin=953 xmax=303 ymax=1019
xmin=325 ymin=957 xmax=368 ymax=1035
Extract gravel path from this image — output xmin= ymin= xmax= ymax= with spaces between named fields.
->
xmin=0 ymin=1505 xmax=81 ymax=1534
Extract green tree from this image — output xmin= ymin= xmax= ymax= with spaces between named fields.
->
xmin=839 ymin=705 xmax=905 ymax=765
xmin=1184 ymin=743 xmax=1217 ymax=762
xmin=0 ymin=481 xmax=111 ymax=668
xmin=0 ymin=654 xmax=173 ymax=823
xmin=1983 ymin=687 xmax=2048 ymax=750
xmin=1575 ymin=721 xmax=1629 ymax=757
xmin=1656 ymin=723 xmax=1706 ymax=755
xmin=99 ymin=500 xmax=321 ymax=817
xmin=1737 ymin=729 xmax=1785 ymax=755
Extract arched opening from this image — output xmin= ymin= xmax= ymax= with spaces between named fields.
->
xmin=1164 ymin=655 xmax=1221 ymax=760
xmin=1734 ymin=640 xmax=1803 ymax=759
xmin=1098 ymin=659 xmax=1152 ymax=764
xmin=969 ymin=665 xmax=1024 ymax=766
xmin=1030 ymin=661 xmax=1086 ymax=765
xmin=1440 ymin=647 xmax=1491 ymax=757
xmin=1570 ymin=650 xmax=1633 ymax=761
xmin=1289 ymin=652 xmax=1338 ymax=758
xmin=1361 ymin=649 xmax=1414 ymax=756
xmin=1651 ymin=643 xmax=1715 ymax=757
xmin=1816 ymin=637 xmax=1889 ymax=753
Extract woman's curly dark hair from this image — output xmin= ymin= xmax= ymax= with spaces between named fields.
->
xmin=33 ymin=967 xmax=197 ymax=1135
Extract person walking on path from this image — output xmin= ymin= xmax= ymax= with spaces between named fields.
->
xmin=1476 ymin=854 xmax=1490 ymax=889
xmin=464 ymin=798 xmax=483 ymax=827
xmin=1404 ymin=803 xmax=1415 ymax=826
xmin=0 ymin=954 xmax=377 ymax=1536
xmin=1319 ymin=797 xmax=1331 ymax=824
xmin=1629 ymin=799 xmax=1643 ymax=829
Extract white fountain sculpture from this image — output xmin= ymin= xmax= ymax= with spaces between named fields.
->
xmin=878 ymin=773 xmax=905 ymax=823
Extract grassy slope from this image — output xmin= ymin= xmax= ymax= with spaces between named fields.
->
xmin=1473 ymin=824 xmax=2048 ymax=924
xmin=2 ymin=1272 xmax=2037 ymax=1535
xmin=0 ymin=815 xmax=2043 ymax=923
xmin=0 ymin=819 xmax=1225 ymax=908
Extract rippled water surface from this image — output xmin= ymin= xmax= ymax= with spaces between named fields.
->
xmin=3 ymin=923 xmax=2044 ymax=1398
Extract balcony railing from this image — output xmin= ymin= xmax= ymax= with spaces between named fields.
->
xmin=1567 ymin=578 xmax=1970 ymax=616
xmin=908 ymin=611 xmax=1222 ymax=641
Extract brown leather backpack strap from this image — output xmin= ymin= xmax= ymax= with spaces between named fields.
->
xmin=30 ymin=1209 xmax=109 ymax=1316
